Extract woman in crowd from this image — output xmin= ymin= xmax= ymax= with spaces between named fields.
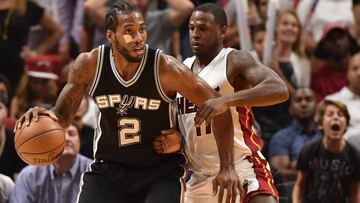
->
xmin=10 ymin=56 xmax=58 ymax=119
xmin=273 ymin=10 xmax=310 ymax=91
xmin=0 ymin=0 xmax=63 ymax=88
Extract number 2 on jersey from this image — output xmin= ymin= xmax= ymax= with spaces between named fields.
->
xmin=117 ymin=118 xmax=141 ymax=146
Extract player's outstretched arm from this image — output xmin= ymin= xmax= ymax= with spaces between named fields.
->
xmin=195 ymin=50 xmax=289 ymax=123
xmin=15 ymin=50 xmax=98 ymax=131
xmin=226 ymin=50 xmax=289 ymax=106
xmin=159 ymin=53 xmax=242 ymax=203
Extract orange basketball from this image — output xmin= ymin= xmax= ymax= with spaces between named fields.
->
xmin=14 ymin=115 xmax=66 ymax=166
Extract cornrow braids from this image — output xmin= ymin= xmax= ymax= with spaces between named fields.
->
xmin=105 ymin=2 xmax=141 ymax=32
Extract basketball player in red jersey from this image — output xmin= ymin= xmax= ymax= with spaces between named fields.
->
xmin=14 ymin=2 xmax=247 ymax=203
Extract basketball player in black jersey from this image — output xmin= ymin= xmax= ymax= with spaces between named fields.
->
xmin=14 ymin=2 xmax=243 ymax=203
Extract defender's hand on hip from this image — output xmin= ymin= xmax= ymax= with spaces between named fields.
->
xmin=194 ymin=97 xmax=228 ymax=126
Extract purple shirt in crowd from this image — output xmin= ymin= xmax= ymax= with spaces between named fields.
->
xmin=56 ymin=0 xmax=84 ymax=45
xmin=9 ymin=155 xmax=92 ymax=203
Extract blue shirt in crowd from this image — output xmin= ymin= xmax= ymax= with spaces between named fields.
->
xmin=268 ymin=121 xmax=322 ymax=160
xmin=9 ymin=155 xmax=92 ymax=203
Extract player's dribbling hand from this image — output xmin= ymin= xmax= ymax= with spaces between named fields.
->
xmin=14 ymin=106 xmax=59 ymax=132
xmin=194 ymin=97 xmax=228 ymax=126
xmin=152 ymin=129 xmax=183 ymax=154
xmin=212 ymin=168 xmax=244 ymax=203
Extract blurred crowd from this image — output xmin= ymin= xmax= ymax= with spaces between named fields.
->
xmin=0 ymin=0 xmax=360 ymax=202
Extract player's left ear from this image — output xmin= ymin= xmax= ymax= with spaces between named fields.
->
xmin=220 ymin=25 xmax=227 ymax=38
xmin=106 ymin=30 xmax=115 ymax=43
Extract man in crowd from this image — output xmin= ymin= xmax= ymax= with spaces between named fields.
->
xmin=9 ymin=124 xmax=92 ymax=203
xmin=292 ymin=100 xmax=360 ymax=203
xmin=269 ymin=87 xmax=321 ymax=181
xmin=326 ymin=52 xmax=360 ymax=141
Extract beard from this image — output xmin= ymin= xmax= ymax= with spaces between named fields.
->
xmin=114 ymin=38 xmax=142 ymax=63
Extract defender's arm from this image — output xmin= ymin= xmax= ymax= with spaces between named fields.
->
xmin=225 ymin=50 xmax=289 ymax=107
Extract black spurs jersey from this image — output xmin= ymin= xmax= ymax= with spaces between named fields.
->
xmin=89 ymin=44 xmax=182 ymax=166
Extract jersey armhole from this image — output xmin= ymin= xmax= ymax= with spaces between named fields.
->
xmin=89 ymin=45 xmax=105 ymax=97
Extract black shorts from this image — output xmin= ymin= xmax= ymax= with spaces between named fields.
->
xmin=77 ymin=155 xmax=186 ymax=203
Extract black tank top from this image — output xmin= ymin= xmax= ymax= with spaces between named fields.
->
xmin=89 ymin=44 xmax=183 ymax=166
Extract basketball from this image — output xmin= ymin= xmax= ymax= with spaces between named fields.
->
xmin=14 ymin=115 xmax=66 ymax=166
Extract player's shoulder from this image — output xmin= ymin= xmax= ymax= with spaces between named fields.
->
xmin=79 ymin=46 xmax=102 ymax=64
xmin=73 ymin=49 xmax=95 ymax=69
xmin=227 ymin=49 xmax=258 ymax=61
xmin=67 ymin=46 xmax=102 ymax=84
xmin=158 ymin=52 xmax=185 ymax=69
xmin=156 ymin=52 xmax=193 ymax=81
xmin=226 ymin=49 xmax=261 ymax=71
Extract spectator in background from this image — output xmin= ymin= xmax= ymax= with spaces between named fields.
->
xmin=254 ymin=11 xmax=309 ymax=157
xmin=0 ymin=92 xmax=26 ymax=180
xmin=311 ymin=27 xmax=359 ymax=102
xmin=0 ymin=74 xmax=12 ymax=107
xmin=326 ymin=52 xmax=360 ymax=140
xmin=9 ymin=124 xmax=92 ymax=203
xmin=27 ymin=0 xmax=59 ymax=53
xmin=0 ymin=74 xmax=15 ymax=138
xmin=0 ymin=174 xmax=14 ymax=203
xmin=348 ymin=0 xmax=360 ymax=45
xmin=273 ymin=11 xmax=310 ymax=90
xmin=297 ymin=0 xmax=354 ymax=54
xmin=254 ymin=0 xmax=268 ymax=23
xmin=0 ymin=0 xmax=63 ymax=88
xmin=56 ymin=0 xmax=84 ymax=62
xmin=269 ymin=87 xmax=321 ymax=182
xmin=83 ymin=0 xmax=194 ymax=54
xmin=250 ymin=24 xmax=266 ymax=60
xmin=223 ymin=0 xmax=261 ymax=49
xmin=292 ymin=100 xmax=360 ymax=203
xmin=10 ymin=55 xmax=59 ymax=119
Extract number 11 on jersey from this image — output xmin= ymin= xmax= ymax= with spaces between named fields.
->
xmin=196 ymin=123 xmax=212 ymax=136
